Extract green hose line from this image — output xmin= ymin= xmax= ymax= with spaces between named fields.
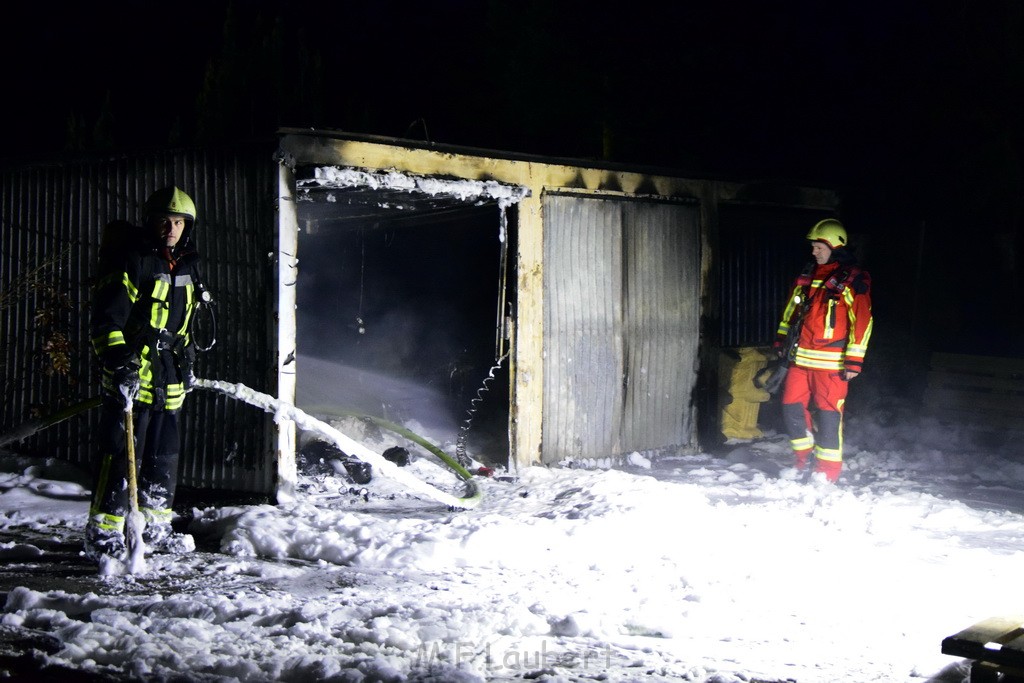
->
xmin=0 ymin=396 xmax=102 ymax=449
xmin=304 ymin=406 xmax=476 ymax=481
xmin=0 ymin=391 xmax=483 ymax=508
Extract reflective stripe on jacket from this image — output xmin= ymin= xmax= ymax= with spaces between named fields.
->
xmin=776 ymin=261 xmax=873 ymax=373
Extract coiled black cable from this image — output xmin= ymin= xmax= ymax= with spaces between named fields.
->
xmin=454 ymin=353 xmax=508 ymax=468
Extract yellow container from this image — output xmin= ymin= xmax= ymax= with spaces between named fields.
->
xmin=719 ymin=347 xmax=771 ymax=440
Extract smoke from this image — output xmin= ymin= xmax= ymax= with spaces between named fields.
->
xmin=295 ymin=354 xmax=457 ymax=437
xmin=294 ymin=196 xmax=511 ymax=461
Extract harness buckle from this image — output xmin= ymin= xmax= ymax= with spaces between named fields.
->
xmin=155 ymin=329 xmax=176 ymax=351
xmin=151 ymin=387 xmax=166 ymax=411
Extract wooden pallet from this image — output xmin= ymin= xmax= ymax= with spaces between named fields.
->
xmin=942 ymin=616 xmax=1024 ymax=682
xmin=923 ymin=353 xmax=1024 ymax=432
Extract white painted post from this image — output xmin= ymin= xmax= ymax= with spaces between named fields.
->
xmin=275 ymin=162 xmax=299 ymax=503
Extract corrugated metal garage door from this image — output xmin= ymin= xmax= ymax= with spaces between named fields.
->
xmin=542 ymin=194 xmax=700 ymax=463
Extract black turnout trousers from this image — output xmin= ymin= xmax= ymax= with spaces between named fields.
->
xmin=90 ymin=396 xmax=181 ymax=520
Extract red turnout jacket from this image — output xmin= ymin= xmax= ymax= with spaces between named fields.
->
xmin=775 ymin=259 xmax=873 ymax=374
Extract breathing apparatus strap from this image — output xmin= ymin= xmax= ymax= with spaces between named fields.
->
xmin=785 ymin=262 xmax=817 ymax=362
xmin=822 ymin=265 xmax=861 ymax=298
xmin=821 ymin=265 xmax=862 ymax=331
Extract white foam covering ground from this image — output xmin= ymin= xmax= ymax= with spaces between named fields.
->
xmin=1 ymin=407 xmax=1021 ymax=681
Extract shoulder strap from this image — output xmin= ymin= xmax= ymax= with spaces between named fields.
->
xmin=794 ymin=261 xmax=816 ymax=288
xmin=824 ymin=265 xmax=863 ymax=296
xmin=849 ymin=268 xmax=870 ymax=294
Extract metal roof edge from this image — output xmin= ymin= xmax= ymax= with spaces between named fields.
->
xmin=276 ymin=128 xmax=840 ymax=208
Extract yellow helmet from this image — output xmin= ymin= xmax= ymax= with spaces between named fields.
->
xmin=144 ymin=186 xmax=197 ymax=221
xmin=806 ymin=218 xmax=846 ymax=249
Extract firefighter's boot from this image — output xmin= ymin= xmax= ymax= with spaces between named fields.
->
xmin=794 ymin=449 xmax=812 ymax=470
xmin=84 ymin=516 xmax=127 ymax=562
xmin=142 ymin=508 xmax=195 ymax=554
xmin=814 ymin=458 xmax=842 ymax=483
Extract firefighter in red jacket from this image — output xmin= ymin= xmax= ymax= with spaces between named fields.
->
xmin=774 ymin=219 xmax=873 ymax=483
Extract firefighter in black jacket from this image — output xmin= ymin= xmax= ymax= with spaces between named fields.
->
xmin=85 ymin=186 xmax=201 ymax=561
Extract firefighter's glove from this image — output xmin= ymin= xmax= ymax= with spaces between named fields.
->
xmin=754 ymin=362 xmax=787 ymax=395
xmin=772 ymin=338 xmax=787 ymax=360
xmin=107 ymin=358 xmax=141 ymax=408
xmin=183 ymin=367 xmax=197 ymax=393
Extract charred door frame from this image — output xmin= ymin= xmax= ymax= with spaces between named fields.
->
xmin=274 ymin=155 xmax=527 ymax=495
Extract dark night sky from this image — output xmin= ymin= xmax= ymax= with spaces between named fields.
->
xmin=3 ymin=0 xmax=1023 ymax=356
xmin=6 ymin=1 xmax=1019 ymax=183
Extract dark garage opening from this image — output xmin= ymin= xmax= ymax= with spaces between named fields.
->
xmin=293 ymin=181 xmax=514 ymax=468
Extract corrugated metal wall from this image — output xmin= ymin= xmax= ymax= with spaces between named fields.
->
xmin=0 ymin=146 xmax=278 ymax=497
xmin=718 ymin=231 xmax=794 ymax=348
xmin=718 ymin=205 xmax=829 ymax=348
xmin=542 ymin=193 xmax=700 ymax=462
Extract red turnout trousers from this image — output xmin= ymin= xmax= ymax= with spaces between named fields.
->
xmin=780 ymin=365 xmax=848 ymax=481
